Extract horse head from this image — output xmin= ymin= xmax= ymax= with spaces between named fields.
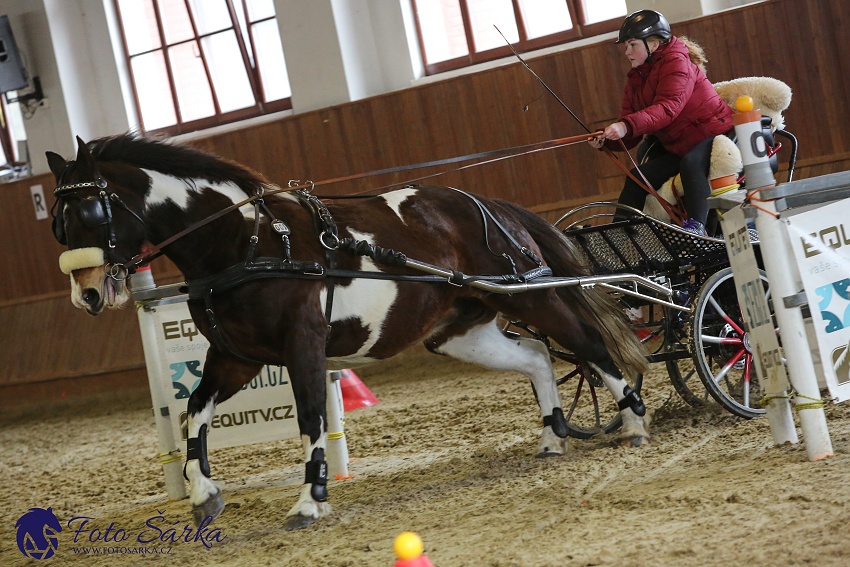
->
xmin=47 ymin=136 xmax=148 ymax=315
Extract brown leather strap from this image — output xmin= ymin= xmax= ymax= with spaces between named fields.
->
xmin=602 ymin=146 xmax=687 ymax=226
xmin=122 ymin=133 xmax=601 ymax=271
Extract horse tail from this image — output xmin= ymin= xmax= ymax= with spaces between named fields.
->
xmin=493 ymin=199 xmax=649 ymax=377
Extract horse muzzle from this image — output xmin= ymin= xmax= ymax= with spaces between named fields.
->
xmin=61 ymin=248 xmax=130 ymax=314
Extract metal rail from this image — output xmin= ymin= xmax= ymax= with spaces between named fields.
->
xmin=403 ymin=258 xmax=688 ymax=311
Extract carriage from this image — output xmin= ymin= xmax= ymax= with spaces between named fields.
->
xmin=507 ymin=120 xmax=799 ymax=438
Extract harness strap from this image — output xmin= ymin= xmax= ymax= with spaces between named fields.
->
xmin=296 ymin=191 xmax=339 ymax=330
xmin=445 ymin=186 xmax=543 ymax=269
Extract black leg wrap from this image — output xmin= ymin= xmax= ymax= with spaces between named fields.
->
xmin=183 ymin=423 xmax=211 ymax=480
xmin=305 ymin=448 xmax=328 ymax=502
xmin=617 ymin=386 xmax=646 ymax=416
xmin=542 ymin=407 xmax=568 ymax=438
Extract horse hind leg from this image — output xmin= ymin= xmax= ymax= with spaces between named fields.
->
xmin=547 ymin=319 xmax=650 ymax=445
xmin=426 ymin=315 xmax=570 ymax=457
xmin=588 ymin=358 xmax=651 ymax=446
xmin=500 ymin=293 xmax=650 ymax=447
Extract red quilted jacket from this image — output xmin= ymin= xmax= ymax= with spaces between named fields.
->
xmin=611 ymin=36 xmax=733 ymax=157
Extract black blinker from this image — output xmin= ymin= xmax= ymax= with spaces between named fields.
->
xmin=79 ymin=195 xmax=108 ymax=227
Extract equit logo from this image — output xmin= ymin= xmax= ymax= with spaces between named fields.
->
xmin=15 ymin=507 xmax=62 ymax=560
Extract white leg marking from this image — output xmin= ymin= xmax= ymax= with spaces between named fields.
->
xmin=590 ymin=362 xmax=650 ymax=441
xmin=434 ymin=320 xmax=568 ymax=455
xmin=186 ymin=398 xmax=220 ymax=506
xmin=380 ymin=187 xmax=418 ymax=223
xmin=286 ymin=427 xmax=332 ymax=520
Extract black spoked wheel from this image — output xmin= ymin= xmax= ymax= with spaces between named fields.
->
xmin=690 ymin=267 xmax=769 ymax=419
xmin=636 ymin=302 xmax=712 ymax=408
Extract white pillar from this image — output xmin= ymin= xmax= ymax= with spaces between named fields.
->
xmin=756 ymin=205 xmax=834 ymax=460
xmin=274 ymin=0 xmax=417 ymax=112
xmin=325 ymin=371 xmax=350 ymax=479
xmin=132 ymin=267 xmax=188 ymax=500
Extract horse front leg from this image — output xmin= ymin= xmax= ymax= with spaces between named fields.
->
xmin=184 ymin=349 xmax=262 ymax=525
xmin=283 ymin=338 xmax=332 ymax=530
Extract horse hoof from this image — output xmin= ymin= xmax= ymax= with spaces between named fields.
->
xmin=620 ymin=436 xmax=649 ymax=447
xmin=283 ymin=514 xmax=317 ymax=531
xmin=536 ymin=448 xmax=565 ymax=458
xmin=192 ymin=490 xmax=225 ymax=526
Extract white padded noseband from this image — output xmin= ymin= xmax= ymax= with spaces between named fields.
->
xmin=59 ymin=247 xmax=105 ymax=274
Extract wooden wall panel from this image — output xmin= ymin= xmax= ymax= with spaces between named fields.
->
xmin=0 ymin=295 xmax=144 ymax=385
xmin=3 ymin=0 xmax=850 ymax=389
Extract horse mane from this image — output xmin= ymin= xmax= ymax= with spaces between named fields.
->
xmin=87 ymin=133 xmax=269 ymax=195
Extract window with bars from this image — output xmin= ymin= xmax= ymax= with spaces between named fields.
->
xmin=412 ymin=0 xmax=628 ymax=75
xmin=114 ymin=0 xmax=291 ymax=136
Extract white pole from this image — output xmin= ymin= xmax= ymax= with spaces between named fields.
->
xmin=733 ymin=97 xmax=833 ymax=459
xmin=756 ymin=207 xmax=834 ymax=459
xmin=132 ymin=267 xmax=188 ymax=500
xmin=325 ymin=370 xmax=350 ymax=479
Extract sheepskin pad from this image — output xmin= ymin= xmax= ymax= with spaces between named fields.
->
xmin=59 ymin=247 xmax=105 ymax=274
xmin=713 ymin=76 xmax=792 ymax=131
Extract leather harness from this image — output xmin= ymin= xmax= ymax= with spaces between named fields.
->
xmin=183 ymin=187 xmax=551 ymax=365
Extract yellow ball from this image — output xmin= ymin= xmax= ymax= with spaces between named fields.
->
xmin=394 ymin=531 xmax=424 ymax=560
xmin=735 ymin=95 xmax=754 ymax=112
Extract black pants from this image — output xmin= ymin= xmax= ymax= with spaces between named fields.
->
xmin=614 ymin=135 xmax=721 ymax=224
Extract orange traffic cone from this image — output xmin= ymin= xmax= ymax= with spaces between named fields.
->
xmin=339 ymin=369 xmax=379 ymax=412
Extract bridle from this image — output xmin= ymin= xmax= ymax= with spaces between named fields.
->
xmin=52 ymin=163 xmax=147 ymax=268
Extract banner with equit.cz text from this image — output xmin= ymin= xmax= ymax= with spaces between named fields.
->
xmin=148 ymin=300 xmax=300 ymax=450
xmin=786 ymin=199 xmax=850 ymax=403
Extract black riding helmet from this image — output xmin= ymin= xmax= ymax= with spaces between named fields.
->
xmin=615 ymin=10 xmax=671 ymax=64
xmin=615 ymin=10 xmax=671 ymax=43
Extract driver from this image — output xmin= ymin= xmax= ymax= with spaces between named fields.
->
xmin=589 ymin=9 xmax=734 ymax=235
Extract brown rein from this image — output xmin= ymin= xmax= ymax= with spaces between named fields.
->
xmin=122 ymin=131 xmax=601 ymax=271
xmin=603 ymin=144 xmax=687 ymax=226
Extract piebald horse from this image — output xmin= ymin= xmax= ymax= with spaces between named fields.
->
xmin=48 ymin=134 xmax=649 ymax=529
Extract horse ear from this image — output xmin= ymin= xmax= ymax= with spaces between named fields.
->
xmin=45 ymin=151 xmax=67 ymax=180
xmin=74 ymin=135 xmax=94 ymax=167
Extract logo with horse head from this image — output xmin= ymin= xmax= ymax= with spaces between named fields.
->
xmin=15 ymin=507 xmax=63 ymax=560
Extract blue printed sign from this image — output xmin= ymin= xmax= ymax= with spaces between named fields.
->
xmin=787 ymin=202 xmax=850 ymax=401
xmin=149 ymin=300 xmax=300 ymax=450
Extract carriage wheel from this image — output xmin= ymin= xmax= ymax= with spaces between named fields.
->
xmin=550 ymin=351 xmax=644 ymax=439
xmin=635 ymin=302 xmax=712 ymax=408
xmin=666 ymin=356 xmax=713 ymax=407
xmin=689 ymin=267 xmax=769 ymax=419
xmin=501 ymin=322 xmax=642 ymax=439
